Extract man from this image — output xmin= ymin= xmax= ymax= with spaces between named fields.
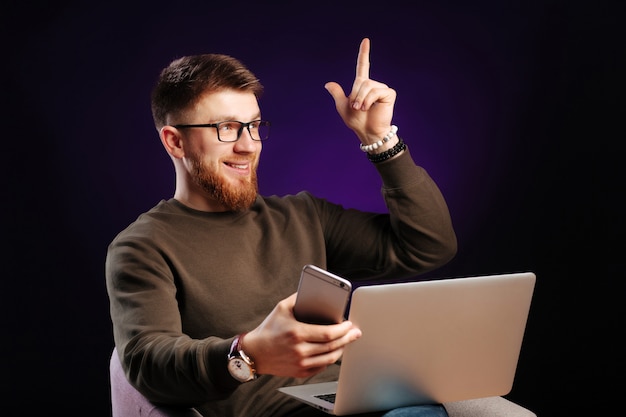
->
xmin=106 ymin=38 xmax=457 ymax=417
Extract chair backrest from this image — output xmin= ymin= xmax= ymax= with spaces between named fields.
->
xmin=110 ymin=348 xmax=202 ymax=417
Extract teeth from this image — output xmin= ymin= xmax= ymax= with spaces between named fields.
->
xmin=230 ymin=164 xmax=247 ymax=169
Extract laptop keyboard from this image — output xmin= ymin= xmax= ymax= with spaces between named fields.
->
xmin=315 ymin=393 xmax=336 ymax=403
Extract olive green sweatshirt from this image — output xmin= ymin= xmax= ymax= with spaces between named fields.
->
xmin=105 ymin=148 xmax=457 ymax=417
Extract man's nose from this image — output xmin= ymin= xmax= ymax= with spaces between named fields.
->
xmin=233 ymin=127 xmax=258 ymax=151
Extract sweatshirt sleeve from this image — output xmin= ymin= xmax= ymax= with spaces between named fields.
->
xmin=322 ymin=145 xmax=457 ymax=280
xmin=105 ymin=232 xmax=241 ymax=406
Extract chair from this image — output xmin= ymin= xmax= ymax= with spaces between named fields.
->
xmin=110 ymin=348 xmax=536 ymax=417
xmin=110 ymin=348 xmax=202 ymax=417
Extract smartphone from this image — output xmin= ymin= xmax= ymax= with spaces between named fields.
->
xmin=293 ymin=264 xmax=352 ymax=325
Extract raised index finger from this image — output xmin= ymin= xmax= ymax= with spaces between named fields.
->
xmin=355 ymin=38 xmax=370 ymax=79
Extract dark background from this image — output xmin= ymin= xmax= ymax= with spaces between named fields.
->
xmin=2 ymin=1 xmax=621 ymax=416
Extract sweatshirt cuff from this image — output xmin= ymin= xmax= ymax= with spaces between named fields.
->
xmin=374 ymin=145 xmax=424 ymax=189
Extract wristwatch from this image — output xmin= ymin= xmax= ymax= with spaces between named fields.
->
xmin=227 ymin=333 xmax=257 ymax=383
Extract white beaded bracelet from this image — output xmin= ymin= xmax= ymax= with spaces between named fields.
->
xmin=360 ymin=125 xmax=399 ymax=153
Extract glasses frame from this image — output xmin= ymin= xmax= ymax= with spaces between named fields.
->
xmin=172 ymin=120 xmax=271 ymax=142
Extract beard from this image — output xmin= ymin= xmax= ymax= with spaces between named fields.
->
xmin=189 ymin=154 xmax=258 ymax=212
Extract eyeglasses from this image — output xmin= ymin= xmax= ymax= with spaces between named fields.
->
xmin=172 ymin=120 xmax=271 ymax=142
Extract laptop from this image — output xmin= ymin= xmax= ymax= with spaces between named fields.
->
xmin=278 ymin=272 xmax=536 ymax=415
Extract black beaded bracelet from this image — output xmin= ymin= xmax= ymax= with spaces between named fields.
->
xmin=367 ymin=137 xmax=406 ymax=163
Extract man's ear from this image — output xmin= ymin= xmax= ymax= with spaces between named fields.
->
xmin=160 ymin=126 xmax=185 ymax=159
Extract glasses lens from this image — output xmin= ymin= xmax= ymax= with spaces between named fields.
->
xmin=217 ymin=122 xmax=240 ymax=142
xmin=250 ymin=121 xmax=270 ymax=141
xmin=216 ymin=121 xmax=270 ymax=142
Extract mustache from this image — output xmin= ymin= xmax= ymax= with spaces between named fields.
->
xmin=222 ymin=156 xmax=257 ymax=164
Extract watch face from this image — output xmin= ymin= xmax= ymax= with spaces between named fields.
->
xmin=228 ymin=357 xmax=252 ymax=381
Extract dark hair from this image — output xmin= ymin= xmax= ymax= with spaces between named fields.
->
xmin=150 ymin=54 xmax=264 ymax=130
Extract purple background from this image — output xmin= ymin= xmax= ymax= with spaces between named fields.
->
xmin=2 ymin=1 xmax=620 ymax=416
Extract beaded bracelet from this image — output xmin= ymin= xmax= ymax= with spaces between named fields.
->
xmin=360 ymin=125 xmax=398 ymax=153
xmin=367 ymin=137 xmax=406 ymax=163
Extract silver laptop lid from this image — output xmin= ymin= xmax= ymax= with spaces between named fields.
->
xmin=331 ymin=272 xmax=536 ymax=415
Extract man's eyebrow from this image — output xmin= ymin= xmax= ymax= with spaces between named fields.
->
xmin=211 ymin=114 xmax=262 ymax=122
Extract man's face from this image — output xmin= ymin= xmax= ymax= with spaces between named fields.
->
xmin=179 ymin=90 xmax=263 ymax=211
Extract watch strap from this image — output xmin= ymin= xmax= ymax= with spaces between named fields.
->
xmin=236 ymin=333 xmax=254 ymax=366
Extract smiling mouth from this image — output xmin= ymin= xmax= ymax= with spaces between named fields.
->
xmin=225 ymin=161 xmax=251 ymax=171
